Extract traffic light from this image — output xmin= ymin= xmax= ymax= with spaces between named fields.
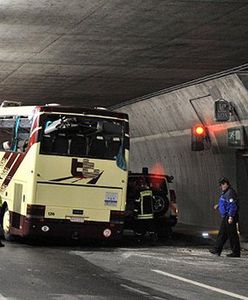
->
xmin=191 ymin=124 xmax=207 ymax=151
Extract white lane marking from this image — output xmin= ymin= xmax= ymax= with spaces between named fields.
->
xmin=121 ymin=252 xmax=168 ymax=260
xmin=0 ymin=293 xmax=7 ymax=300
xmin=119 ymin=248 xmax=151 ymax=251
xmin=152 ymin=269 xmax=248 ymax=300
xmin=121 ymin=284 xmax=149 ymax=296
xmin=121 ymin=252 xmax=197 ymax=265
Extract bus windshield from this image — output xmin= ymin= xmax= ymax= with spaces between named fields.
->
xmin=39 ymin=114 xmax=125 ymax=160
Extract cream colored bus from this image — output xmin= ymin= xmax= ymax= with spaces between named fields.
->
xmin=0 ymin=102 xmax=129 ymax=241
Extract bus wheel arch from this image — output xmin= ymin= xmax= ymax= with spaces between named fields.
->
xmin=0 ymin=202 xmax=7 ymax=225
xmin=2 ymin=205 xmax=14 ymax=241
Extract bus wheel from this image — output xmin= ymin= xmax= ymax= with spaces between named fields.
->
xmin=3 ymin=207 xmax=14 ymax=241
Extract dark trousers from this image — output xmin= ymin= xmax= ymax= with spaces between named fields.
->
xmin=215 ymin=216 xmax=240 ymax=255
xmin=0 ymin=225 xmax=4 ymax=245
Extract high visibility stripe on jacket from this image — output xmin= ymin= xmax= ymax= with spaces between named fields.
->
xmin=136 ymin=189 xmax=154 ymax=220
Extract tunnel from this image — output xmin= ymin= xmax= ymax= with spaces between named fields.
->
xmin=113 ymin=72 xmax=248 ymax=240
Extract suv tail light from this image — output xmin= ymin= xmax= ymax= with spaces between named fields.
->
xmin=169 ymin=189 xmax=177 ymax=203
xmin=169 ymin=189 xmax=178 ymax=216
xmin=26 ymin=204 xmax=45 ymax=219
xmin=170 ymin=202 xmax=179 ymax=216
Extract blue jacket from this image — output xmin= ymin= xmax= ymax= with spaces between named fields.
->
xmin=218 ymin=187 xmax=238 ymax=218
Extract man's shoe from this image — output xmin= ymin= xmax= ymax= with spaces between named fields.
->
xmin=209 ymin=249 xmax=220 ymax=256
xmin=0 ymin=243 xmax=5 ymax=247
xmin=226 ymin=253 xmax=240 ymax=258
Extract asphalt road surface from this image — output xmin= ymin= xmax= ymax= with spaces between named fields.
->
xmin=0 ymin=232 xmax=247 ymax=300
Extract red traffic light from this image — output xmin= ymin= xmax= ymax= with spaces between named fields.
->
xmin=191 ymin=124 xmax=208 ymax=151
xmin=193 ymin=125 xmax=206 ymax=137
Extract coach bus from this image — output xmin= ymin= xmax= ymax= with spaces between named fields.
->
xmin=0 ymin=101 xmax=129 ymax=241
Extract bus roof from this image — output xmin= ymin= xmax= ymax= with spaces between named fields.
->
xmin=0 ymin=104 xmax=128 ymax=121
xmin=39 ymin=105 xmax=129 ymax=121
xmin=0 ymin=105 xmax=36 ymax=117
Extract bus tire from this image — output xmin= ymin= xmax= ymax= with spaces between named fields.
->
xmin=2 ymin=206 xmax=14 ymax=241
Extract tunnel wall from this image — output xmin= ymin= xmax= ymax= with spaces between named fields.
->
xmin=116 ymin=74 xmax=248 ymax=228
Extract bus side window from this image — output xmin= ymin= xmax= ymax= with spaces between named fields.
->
xmin=0 ymin=118 xmax=15 ymax=151
xmin=17 ymin=139 xmax=28 ymax=152
xmin=16 ymin=132 xmax=30 ymax=152
xmin=15 ymin=118 xmax=31 ymax=152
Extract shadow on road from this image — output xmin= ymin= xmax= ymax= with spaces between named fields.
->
xmin=7 ymin=227 xmax=215 ymax=251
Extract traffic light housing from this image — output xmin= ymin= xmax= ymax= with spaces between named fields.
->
xmin=191 ymin=124 xmax=207 ymax=151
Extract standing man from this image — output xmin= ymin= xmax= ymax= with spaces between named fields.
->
xmin=0 ymin=196 xmax=5 ymax=247
xmin=210 ymin=177 xmax=240 ymax=257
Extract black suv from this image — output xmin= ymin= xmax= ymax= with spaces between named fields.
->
xmin=125 ymin=168 xmax=178 ymax=237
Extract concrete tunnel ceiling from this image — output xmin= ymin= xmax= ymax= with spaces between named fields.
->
xmin=0 ymin=0 xmax=248 ymax=108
